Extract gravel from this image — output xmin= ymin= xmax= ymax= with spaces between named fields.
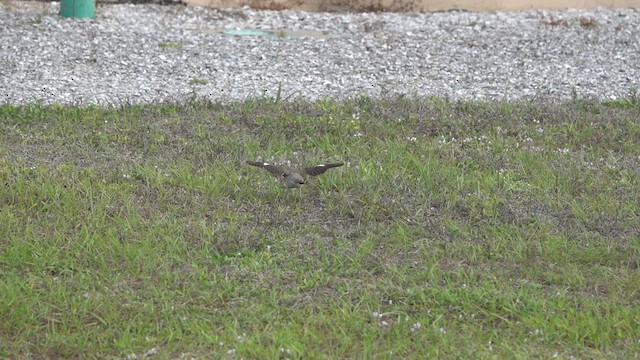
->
xmin=1 ymin=3 xmax=638 ymax=106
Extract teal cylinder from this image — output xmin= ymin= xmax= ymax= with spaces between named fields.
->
xmin=60 ymin=0 xmax=95 ymax=18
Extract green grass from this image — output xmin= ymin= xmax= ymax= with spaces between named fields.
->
xmin=190 ymin=78 xmax=209 ymax=86
xmin=0 ymin=96 xmax=638 ymax=358
xmin=158 ymin=42 xmax=183 ymax=49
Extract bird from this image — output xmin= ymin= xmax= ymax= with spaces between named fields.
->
xmin=246 ymin=161 xmax=344 ymax=189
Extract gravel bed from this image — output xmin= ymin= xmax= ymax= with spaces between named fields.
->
xmin=1 ymin=3 xmax=638 ymax=105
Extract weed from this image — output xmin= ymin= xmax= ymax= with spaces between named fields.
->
xmin=240 ymin=0 xmax=290 ymax=11
xmin=274 ymin=81 xmax=282 ymax=103
xmin=189 ymin=78 xmax=208 ymax=85
xmin=578 ymin=16 xmax=598 ymax=28
xmin=539 ymin=13 xmax=568 ymax=27
xmin=158 ymin=42 xmax=183 ymax=49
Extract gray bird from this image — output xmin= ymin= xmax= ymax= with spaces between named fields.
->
xmin=246 ymin=161 xmax=344 ymax=188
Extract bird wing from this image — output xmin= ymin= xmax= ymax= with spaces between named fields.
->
xmin=246 ymin=161 xmax=287 ymax=177
xmin=303 ymin=163 xmax=344 ymax=176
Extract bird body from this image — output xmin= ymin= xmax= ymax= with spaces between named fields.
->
xmin=246 ymin=161 xmax=343 ymax=188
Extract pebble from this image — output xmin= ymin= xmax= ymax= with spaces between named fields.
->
xmin=0 ymin=3 xmax=638 ymax=106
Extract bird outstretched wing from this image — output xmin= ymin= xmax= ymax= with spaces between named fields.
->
xmin=303 ymin=163 xmax=344 ymax=176
xmin=246 ymin=161 xmax=287 ymax=177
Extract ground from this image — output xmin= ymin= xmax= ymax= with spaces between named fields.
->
xmin=1 ymin=96 xmax=638 ymax=358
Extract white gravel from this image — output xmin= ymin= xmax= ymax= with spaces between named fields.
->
xmin=1 ymin=3 xmax=638 ymax=105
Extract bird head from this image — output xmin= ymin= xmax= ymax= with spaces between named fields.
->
xmin=283 ymin=172 xmax=306 ymax=188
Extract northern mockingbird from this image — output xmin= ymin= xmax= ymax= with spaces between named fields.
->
xmin=246 ymin=161 xmax=344 ymax=188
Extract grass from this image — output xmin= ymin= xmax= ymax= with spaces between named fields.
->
xmin=189 ymin=78 xmax=209 ymax=86
xmin=158 ymin=42 xmax=183 ymax=49
xmin=0 ymin=96 xmax=639 ymax=358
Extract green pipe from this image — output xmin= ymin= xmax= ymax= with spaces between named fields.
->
xmin=60 ymin=0 xmax=95 ymax=18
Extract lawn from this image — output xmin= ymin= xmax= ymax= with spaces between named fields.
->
xmin=0 ymin=96 xmax=638 ymax=359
